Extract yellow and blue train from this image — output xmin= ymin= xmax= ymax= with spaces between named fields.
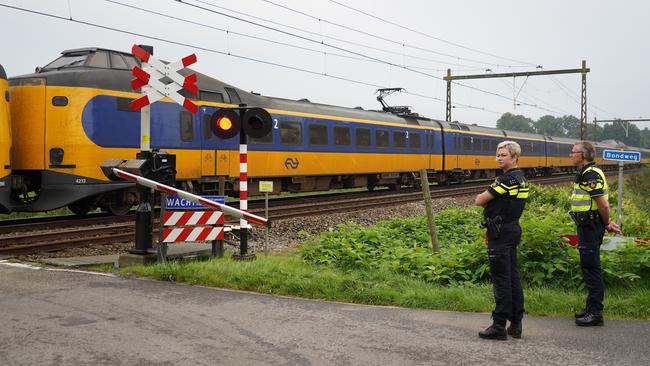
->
xmin=6 ymin=47 xmax=650 ymax=215
xmin=0 ymin=63 xmax=11 ymax=213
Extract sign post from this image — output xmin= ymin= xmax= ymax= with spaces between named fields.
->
xmin=602 ymin=149 xmax=641 ymax=228
xmin=259 ymin=181 xmax=274 ymax=255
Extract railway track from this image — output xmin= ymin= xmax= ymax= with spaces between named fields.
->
xmin=0 ymin=173 xmax=626 ymax=256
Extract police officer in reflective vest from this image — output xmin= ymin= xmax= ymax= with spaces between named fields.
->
xmin=570 ymin=141 xmax=621 ymax=326
xmin=475 ymin=141 xmax=529 ymax=340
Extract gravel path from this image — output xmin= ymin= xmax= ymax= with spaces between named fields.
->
xmin=17 ymin=195 xmax=475 ymax=261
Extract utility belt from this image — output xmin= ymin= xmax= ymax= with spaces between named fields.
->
xmin=570 ymin=210 xmax=602 ymax=227
xmin=480 ymin=215 xmax=518 ymax=237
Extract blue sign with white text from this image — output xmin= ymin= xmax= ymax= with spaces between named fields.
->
xmin=602 ymin=149 xmax=641 ymax=162
xmin=165 ymin=195 xmax=226 ymax=210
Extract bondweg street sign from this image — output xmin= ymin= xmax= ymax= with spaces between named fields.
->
xmin=602 ymin=149 xmax=641 ymax=162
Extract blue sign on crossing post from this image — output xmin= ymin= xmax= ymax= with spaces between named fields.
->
xmin=602 ymin=149 xmax=641 ymax=162
xmin=165 ymin=195 xmax=225 ymax=210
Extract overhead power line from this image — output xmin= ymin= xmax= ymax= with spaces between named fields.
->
xmin=261 ymin=0 xmax=530 ymax=68
xmin=328 ymin=0 xmax=539 ymax=67
xmin=104 ymin=0 xmax=478 ymax=73
xmin=178 ymin=0 xmax=535 ymax=109
xmin=186 ymin=0 xmax=486 ymax=70
xmin=0 ymin=2 xmax=500 ymax=116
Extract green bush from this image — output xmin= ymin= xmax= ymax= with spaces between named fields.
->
xmin=300 ymin=182 xmax=650 ymax=288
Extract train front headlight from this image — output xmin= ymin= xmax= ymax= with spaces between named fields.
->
xmin=49 ymin=148 xmax=64 ymax=165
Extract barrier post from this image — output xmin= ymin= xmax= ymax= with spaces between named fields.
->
xmin=133 ymin=186 xmax=153 ymax=254
xmin=157 ymin=192 xmax=168 ymax=262
xmin=233 ymin=134 xmax=254 ymax=260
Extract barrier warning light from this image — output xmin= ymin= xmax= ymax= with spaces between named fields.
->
xmin=210 ymin=108 xmax=241 ymax=139
xmin=209 ymin=107 xmax=273 ymax=140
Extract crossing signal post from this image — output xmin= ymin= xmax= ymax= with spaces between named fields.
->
xmin=126 ymin=44 xmax=198 ymax=256
xmin=210 ymin=107 xmax=273 ymax=260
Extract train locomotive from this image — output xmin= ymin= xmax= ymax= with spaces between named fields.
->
xmin=6 ymin=47 xmax=650 ymax=215
xmin=0 ymin=63 xmax=11 ymax=213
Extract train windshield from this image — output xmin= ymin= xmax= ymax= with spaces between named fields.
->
xmin=41 ymin=50 xmax=139 ymax=71
xmin=42 ymin=52 xmax=89 ymax=71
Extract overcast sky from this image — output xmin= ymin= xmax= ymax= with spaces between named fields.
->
xmin=1 ymin=0 xmax=648 ymax=128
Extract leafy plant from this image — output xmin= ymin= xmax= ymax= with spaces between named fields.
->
xmin=300 ymin=182 xmax=650 ymax=288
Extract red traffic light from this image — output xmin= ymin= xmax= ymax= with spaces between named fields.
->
xmin=210 ymin=109 xmax=241 ymax=139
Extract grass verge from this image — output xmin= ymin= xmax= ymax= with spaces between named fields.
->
xmin=117 ymin=252 xmax=650 ymax=320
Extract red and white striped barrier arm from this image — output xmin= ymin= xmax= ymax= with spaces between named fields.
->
xmin=112 ymin=168 xmax=269 ymax=227
xmin=163 ymin=227 xmax=224 ymax=243
xmin=163 ymin=211 xmax=224 ymax=226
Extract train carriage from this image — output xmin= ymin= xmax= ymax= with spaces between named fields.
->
xmin=8 ymin=47 xmax=448 ymax=214
xmin=0 ymin=64 xmax=11 ymax=213
xmin=5 ymin=46 xmax=647 ymax=215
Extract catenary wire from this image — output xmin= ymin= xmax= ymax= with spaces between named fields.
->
xmin=261 ymin=0 xmax=531 ymax=68
xmin=178 ymin=0 xmax=537 ymax=109
xmin=328 ymin=0 xmax=539 ymax=67
xmin=103 ymin=0 xmax=480 ymax=73
xmin=0 ymin=2 xmax=500 ymax=115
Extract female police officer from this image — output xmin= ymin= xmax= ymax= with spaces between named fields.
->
xmin=474 ymin=141 xmax=529 ymax=340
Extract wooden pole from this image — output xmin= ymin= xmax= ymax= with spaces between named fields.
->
xmin=420 ymin=170 xmax=440 ymax=253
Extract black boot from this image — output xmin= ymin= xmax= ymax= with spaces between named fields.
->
xmin=575 ymin=312 xmax=604 ymax=326
xmin=574 ymin=309 xmax=587 ymax=319
xmin=507 ymin=321 xmax=522 ymax=339
xmin=479 ymin=320 xmax=507 ymax=340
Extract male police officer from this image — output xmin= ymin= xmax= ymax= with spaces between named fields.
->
xmin=569 ymin=141 xmax=621 ymax=326
xmin=475 ymin=141 xmax=529 ymax=340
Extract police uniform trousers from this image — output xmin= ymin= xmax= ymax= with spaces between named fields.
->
xmin=576 ymin=219 xmax=605 ymax=314
xmin=486 ymin=222 xmax=524 ymax=323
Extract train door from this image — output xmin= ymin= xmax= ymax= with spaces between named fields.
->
xmin=199 ymin=108 xmax=216 ymax=176
xmin=10 ymin=78 xmax=47 ymax=170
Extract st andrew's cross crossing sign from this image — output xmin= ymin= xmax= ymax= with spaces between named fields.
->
xmin=129 ymin=45 xmax=198 ymax=113
xmin=602 ymin=149 xmax=641 ymax=162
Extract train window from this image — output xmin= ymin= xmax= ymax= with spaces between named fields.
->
xmin=199 ymin=91 xmax=224 ymax=103
xmin=482 ymin=139 xmax=491 ymax=151
xmin=116 ymin=97 xmax=136 ymax=112
xmin=410 ymin=133 xmax=421 ymax=149
xmin=52 ymin=96 xmax=68 ymax=107
xmin=376 ymin=129 xmax=389 ymax=148
xmin=123 ymin=55 xmax=139 ymax=69
xmin=394 ymin=131 xmax=407 ymax=148
xmin=180 ymin=111 xmax=194 ymax=142
xmin=334 ymin=126 xmax=351 ymax=146
xmin=41 ymin=53 xmax=87 ymax=71
xmin=309 ymin=124 xmax=328 ymax=145
xmin=224 ymin=87 xmax=241 ymax=104
xmin=491 ymin=140 xmax=498 ymax=151
xmin=454 ymin=136 xmax=460 ymax=150
xmin=473 ymin=138 xmax=481 ymax=151
xmin=110 ymin=53 xmax=129 ymax=69
xmin=356 ymin=128 xmax=371 ymax=147
xmin=178 ymin=89 xmax=197 ymax=100
xmin=279 ymin=121 xmax=303 ymax=145
xmin=86 ymin=51 xmax=109 ymax=68
xmin=463 ymin=137 xmax=472 ymax=150
xmin=202 ymin=114 xmax=213 ymax=140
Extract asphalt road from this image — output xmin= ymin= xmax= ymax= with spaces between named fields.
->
xmin=1 ymin=260 xmax=648 ymax=366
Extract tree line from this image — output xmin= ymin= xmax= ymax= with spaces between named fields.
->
xmin=495 ymin=112 xmax=650 ymax=148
